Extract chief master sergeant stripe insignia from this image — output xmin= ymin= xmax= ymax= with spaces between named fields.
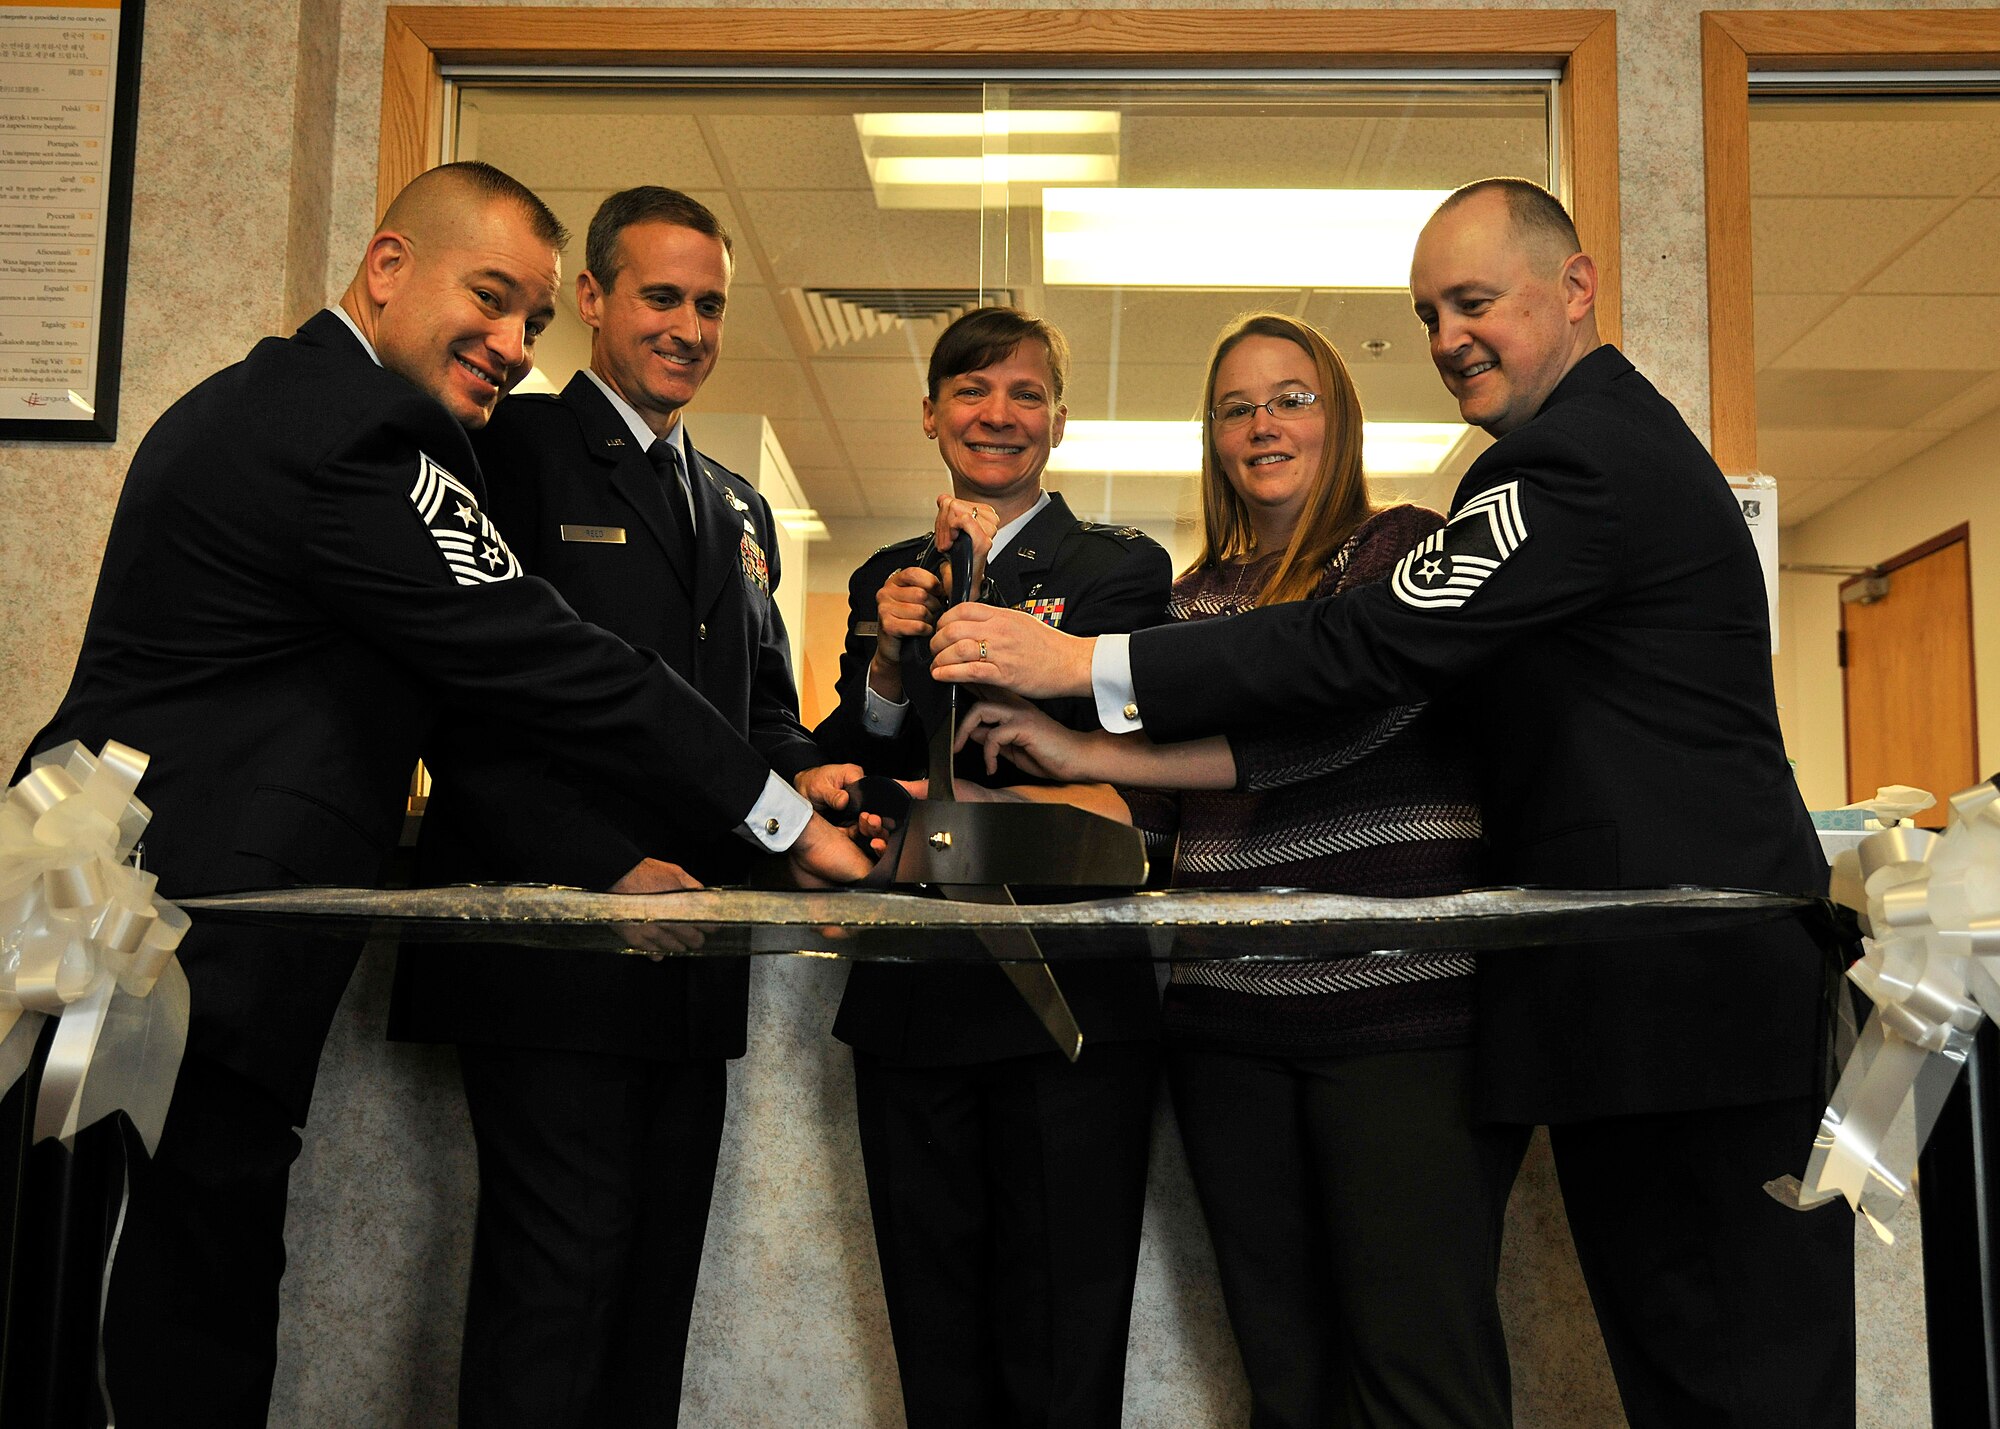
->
xmin=409 ymin=451 xmax=522 ymax=586
xmin=1390 ymin=479 xmax=1527 ymax=610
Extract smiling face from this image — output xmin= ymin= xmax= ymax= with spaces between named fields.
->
xmin=368 ymin=198 xmax=559 ymax=429
xmin=922 ymin=339 xmax=1066 ymax=519
xmin=1209 ymin=335 xmax=1327 ymax=547
xmin=1409 ymin=187 xmax=1598 ymax=438
xmin=577 ymin=219 xmax=730 ymax=437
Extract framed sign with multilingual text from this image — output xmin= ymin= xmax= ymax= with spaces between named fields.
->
xmin=0 ymin=0 xmax=142 ymax=441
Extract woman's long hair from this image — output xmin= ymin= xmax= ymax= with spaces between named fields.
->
xmin=1189 ymin=313 xmax=1371 ymax=607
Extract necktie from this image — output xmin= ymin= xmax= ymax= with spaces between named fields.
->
xmin=646 ymin=438 xmax=697 ymax=563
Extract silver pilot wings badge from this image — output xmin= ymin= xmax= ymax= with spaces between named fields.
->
xmin=1391 ymin=480 xmax=1527 ymax=610
xmin=410 ymin=452 xmax=522 ymax=585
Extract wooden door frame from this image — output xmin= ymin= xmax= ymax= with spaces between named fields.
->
xmin=1702 ymin=9 xmax=2000 ymax=471
xmin=377 ymin=6 xmax=1621 ymax=346
xmin=1840 ymin=521 xmax=1978 ymax=807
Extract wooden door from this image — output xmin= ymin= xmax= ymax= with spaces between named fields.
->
xmin=1843 ymin=527 xmax=1977 ymax=829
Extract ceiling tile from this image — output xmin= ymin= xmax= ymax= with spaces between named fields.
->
xmin=812 ymin=358 xmax=930 ymax=422
xmin=1756 ymin=427 xmax=1901 ymax=483
xmin=1909 ymin=371 xmax=2000 ymax=434
xmin=1766 ymin=295 xmax=2000 ymax=370
xmin=790 ymin=470 xmax=869 ymax=517
xmin=1752 ymin=293 xmax=1841 ymax=368
xmin=859 ymin=473 xmax=960 ymax=518
xmin=767 ymin=418 xmax=849 ymax=472
xmin=710 ymin=284 xmax=798 ymax=362
xmin=742 ymin=190 xmax=981 ymax=290
xmin=1063 ymin=362 xmax=1201 ymax=423
xmin=1751 ymin=103 xmax=2000 ymax=198
xmin=1865 ymin=198 xmax=2000 ymax=295
xmin=1834 ymin=427 xmax=1950 ymax=484
xmin=1776 ymin=478 xmax=1868 ymax=527
xmin=691 ymin=361 xmax=826 ymax=424
xmin=1051 ymin=473 xmax=1197 ymax=520
xmin=468 ymin=110 xmax=724 ymax=192
xmin=839 ymin=419 xmax=940 ymax=470
xmin=1755 ymin=368 xmax=1989 ymax=430
xmin=1751 ymin=196 xmax=1952 ymax=295
xmin=707 ymin=112 xmax=875 ymax=190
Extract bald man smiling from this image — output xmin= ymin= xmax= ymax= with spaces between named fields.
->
xmin=16 ymin=161 xmax=869 ymax=1426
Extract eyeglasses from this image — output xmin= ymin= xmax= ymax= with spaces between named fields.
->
xmin=1209 ymin=391 xmax=1321 ymax=429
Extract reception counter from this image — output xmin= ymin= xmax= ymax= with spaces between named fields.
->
xmin=257 ymin=900 xmax=1931 ymax=1427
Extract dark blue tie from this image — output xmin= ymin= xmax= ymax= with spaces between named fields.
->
xmin=646 ymin=438 xmax=696 ymax=563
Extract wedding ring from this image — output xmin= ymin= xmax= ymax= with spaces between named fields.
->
xmin=978 ymin=640 xmax=988 ymax=662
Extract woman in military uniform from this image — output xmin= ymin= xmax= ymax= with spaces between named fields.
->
xmin=813 ymin=307 xmax=1171 ymax=1429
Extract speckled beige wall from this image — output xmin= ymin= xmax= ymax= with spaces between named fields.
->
xmin=0 ymin=0 xmax=312 ymax=767
xmin=3 ymin=1 xmax=1957 ymax=1424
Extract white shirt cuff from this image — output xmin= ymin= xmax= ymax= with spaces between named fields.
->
xmin=737 ymin=772 xmax=811 ymax=851
xmin=1093 ymin=633 xmax=1143 ymax=732
xmin=862 ymin=681 xmax=911 ymax=737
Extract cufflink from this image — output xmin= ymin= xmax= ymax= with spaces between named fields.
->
xmin=764 ymin=816 xmax=781 ymax=836
xmin=1122 ymin=702 xmax=1139 ymax=721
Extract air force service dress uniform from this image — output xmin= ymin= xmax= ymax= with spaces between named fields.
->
xmin=1122 ymin=345 xmax=1854 ymax=1428
xmin=388 ymin=370 xmax=820 ymax=1427
xmin=17 ymin=310 xmax=794 ymax=1428
xmin=813 ymin=492 xmax=1172 ymax=1429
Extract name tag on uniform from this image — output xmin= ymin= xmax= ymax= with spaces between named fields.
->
xmin=854 ymin=621 xmax=881 ymax=637
xmin=560 ymin=524 xmax=626 ymax=544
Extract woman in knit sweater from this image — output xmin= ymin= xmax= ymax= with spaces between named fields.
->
xmin=956 ymin=313 xmax=1520 ymax=1429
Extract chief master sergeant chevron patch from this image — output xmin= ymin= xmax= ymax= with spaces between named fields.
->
xmin=409 ymin=451 xmax=522 ymax=585
xmin=1390 ymin=480 xmax=1528 ymax=610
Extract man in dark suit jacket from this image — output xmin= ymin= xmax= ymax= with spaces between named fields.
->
xmin=936 ymin=183 xmax=1854 ymax=1428
xmin=389 ymin=187 xmax=851 ymax=1429
xmin=15 ymin=163 xmax=868 ymax=1428
xmin=814 ymin=307 xmax=1172 ymax=1429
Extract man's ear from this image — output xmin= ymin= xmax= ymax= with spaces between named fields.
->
xmin=362 ymin=230 xmax=414 ymax=309
xmin=1049 ymin=402 xmax=1067 ymax=449
xmin=576 ymin=269 xmax=606 ymax=334
xmin=1560 ymin=250 xmax=1599 ymax=324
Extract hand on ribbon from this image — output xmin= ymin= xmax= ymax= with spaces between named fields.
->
xmin=1 ymin=739 xmax=190 ymax=1155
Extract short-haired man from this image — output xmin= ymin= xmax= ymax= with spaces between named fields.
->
xmin=17 ymin=162 xmax=868 ymax=1426
xmin=935 ymin=180 xmax=1855 ymax=1427
xmin=390 ymin=186 xmax=853 ymax=1428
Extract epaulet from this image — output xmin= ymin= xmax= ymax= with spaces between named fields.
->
xmin=1074 ymin=520 xmax=1152 ymax=543
xmin=870 ymin=531 xmax=934 ymax=559
xmin=483 ymin=391 xmax=566 ymax=430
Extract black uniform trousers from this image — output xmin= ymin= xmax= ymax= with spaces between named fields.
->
xmin=454 ymin=1046 xmax=726 ymax=1429
xmin=99 ymin=1054 xmax=304 ymax=1429
xmin=1166 ymin=1045 xmax=1518 ymax=1429
xmin=852 ymin=1041 xmax=1159 ymax=1429
xmin=1534 ymin=1094 xmax=1856 ymax=1429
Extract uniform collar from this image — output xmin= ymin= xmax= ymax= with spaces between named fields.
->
xmin=580 ymin=367 xmax=687 ymax=462
xmin=1535 ymin=343 xmax=1632 ymax=420
xmin=324 ymin=306 xmax=381 ymax=366
xmin=990 ymin=490 xmax=1074 ymax=583
xmin=991 ymin=489 xmax=1051 ymax=555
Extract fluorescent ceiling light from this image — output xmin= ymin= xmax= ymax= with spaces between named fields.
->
xmin=869 ymin=154 xmax=1119 ymax=187
xmin=1047 ymin=421 xmax=1200 ymax=476
xmin=855 ymin=111 xmax=1120 ymax=210
xmin=1043 ymin=188 xmax=1452 ymax=288
xmin=1047 ymin=419 xmax=1469 ymax=477
xmin=857 ymin=111 xmax=1121 ymax=139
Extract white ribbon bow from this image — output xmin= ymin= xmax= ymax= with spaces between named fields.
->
xmin=1 ymin=739 xmax=190 ymax=1154
xmin=1773 ymin=781 xmax=2000 ymax=1241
